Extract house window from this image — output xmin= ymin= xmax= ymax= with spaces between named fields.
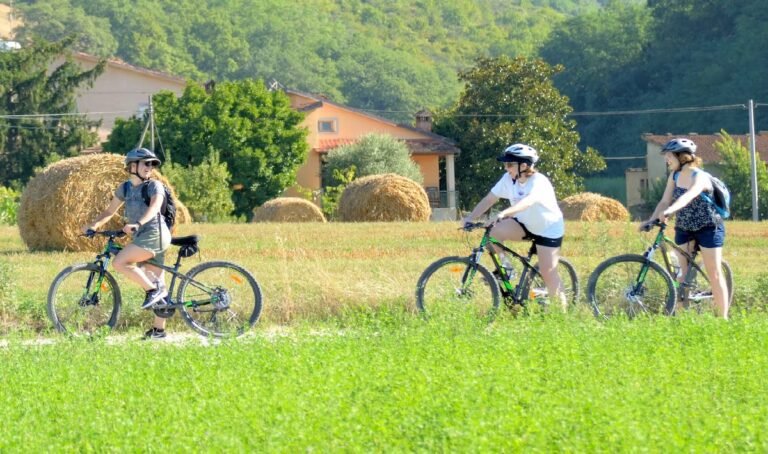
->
xmin=318 ymin=118 xmax=338 ymax=133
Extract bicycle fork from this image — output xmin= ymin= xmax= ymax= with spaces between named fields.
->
xmin=81 ymin=261 xmax=109 ymax=307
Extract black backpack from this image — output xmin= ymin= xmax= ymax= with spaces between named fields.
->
xmin=122 ymin=181 xmax=177 ymax=229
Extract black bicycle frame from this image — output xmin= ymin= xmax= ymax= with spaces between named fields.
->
xmin=83 ymin=232 xmax=217 ymax=311
xmin=469 ymin=224 xmax=539 ymax=304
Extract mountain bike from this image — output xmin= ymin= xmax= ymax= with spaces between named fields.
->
xmin=47 ymin=230 xmax=263 ymax=337
xmin=586 ymin=220 xmax=733 ymax=319
xmin=415 ymin=221 xmax=579 ymax=318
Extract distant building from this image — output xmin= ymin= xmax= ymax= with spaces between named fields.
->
xmin=283 ymin=89 xmax=461 ymax=220
xmin=626 ymin=132 xmax=768 ymax=210
xmin=51 ymin=52 xmax=187 ymax=144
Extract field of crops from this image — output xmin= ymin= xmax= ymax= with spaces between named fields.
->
xmin=1 ymin=221 xmax=767 ymax=450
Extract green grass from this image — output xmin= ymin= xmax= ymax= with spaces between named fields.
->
xmin=1 ymin=222 xmax=768 ymax=450
xmin=2 ymin=313 xmax=767 ymax=451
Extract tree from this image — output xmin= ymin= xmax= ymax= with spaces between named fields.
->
xmin=322 ymin=133 xmax=423 ymax=186
xmin=14 ymin=0 xmax=118 ymax=57
xmin=714 ymin=131 xmax=768 ymax=220
xmin=433 ymin=56 xmax=605 ymax=207
xmin=105 ymin=80 xmax=308 ymax=216
xmin=161 ymin=150 xmax=236 ymax=222
xmin=0 ymin=37 xmax=104 ymax=187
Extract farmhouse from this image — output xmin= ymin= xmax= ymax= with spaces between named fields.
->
xmin=50 ymin=52 xmax=187 ymax=144
xmin=282 ymin=88 xmax=460 ymax=220
xmin=625 ymin=132 xmax=768 ymax=211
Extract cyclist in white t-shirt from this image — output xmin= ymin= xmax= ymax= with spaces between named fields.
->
xmin=462 ymin=144 xmax=566 ymax=310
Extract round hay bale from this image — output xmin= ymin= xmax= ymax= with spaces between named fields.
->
xmin=18 ymin=153 xmax=189 ymax=251
xmin=251 ymin=197 xmax=326 ymax=223
xmin=559 ymin=192 xmax=630 ymax=222
xmin=174 ymin=199 xmax=192 ymax=225
xmin=337 ymin=173 xmax=431 ymax=222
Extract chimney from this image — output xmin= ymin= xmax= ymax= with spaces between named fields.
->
xmin=415 ymin=109 xmax=433 ymax=132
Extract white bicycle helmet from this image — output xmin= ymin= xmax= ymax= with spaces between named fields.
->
xmin=661 ymin=138 xmax=697 ymax=155
xmin=497 ymin=143 xmax=539 ymax=165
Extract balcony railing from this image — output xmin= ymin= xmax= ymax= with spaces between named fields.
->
xmin=425 ymin=187 xmax=458 ymax=209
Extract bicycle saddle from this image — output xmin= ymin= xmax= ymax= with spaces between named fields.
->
xmin=171 ymin=235 xmax=199 ymax=247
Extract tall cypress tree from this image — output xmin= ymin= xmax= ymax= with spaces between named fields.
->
xmin=0 ymin=37 xmax=105 ymax=187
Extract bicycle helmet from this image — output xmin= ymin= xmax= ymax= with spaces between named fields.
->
xmin=497 ymin=143 xmax=539 ymax=165
xmin=661 ymin=138 xmax=697 ymax=155
xmin=124 ymin=147 xmax=161 ymax=167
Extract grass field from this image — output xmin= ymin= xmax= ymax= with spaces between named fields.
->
xmin=1 ymin=221 xmax=767 ymax=333
xmin=1 ymin=221 xmax=767 ymax=450
xmin=2 ymin=313 xmax=767 ymax=450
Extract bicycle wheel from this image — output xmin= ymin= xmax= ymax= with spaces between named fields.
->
xmin=680 ymin=259 xmax=734 ymax=313
xmin=47 ymin=263 xmax=121 ymax=335
xmin=176 ymin=261 xmax=262 ymax=337
xmin=415 ymin=256 xmax=500 ymax=319
xmin=523 ymin=258 xmax=580 ymax=309
xmin=587 ymin=254 xmax=676 ymax=319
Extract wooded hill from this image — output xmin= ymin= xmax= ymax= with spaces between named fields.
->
xmin=8 ymin=0 xmax=766 ymax=175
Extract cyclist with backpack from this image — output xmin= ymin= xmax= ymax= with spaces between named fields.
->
xmin=461 ymin=144 xmax=567 ymax=311
xmin=81 ymin=148 xmax=172 ymax=338
xmin=641 ymin=138 xmax=729 ymax=319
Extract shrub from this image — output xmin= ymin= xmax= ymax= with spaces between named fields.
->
xmin=0 ymin=186 xmax=20 ymax=225
xmin=322 ymin=134 xmax=423 ymax=187
xmin=714 ymin=130 xmax=768 ymax=220
xmin=162 ymin=152 xmax=237 ymax=222
xmin=321 ymin=166 xmax=356 ymax=220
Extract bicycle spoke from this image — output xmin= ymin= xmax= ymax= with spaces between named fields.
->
xmin=177 ymin=261 xmax=262 ymax=337
xmin=416 ymin=256 xmax=500 ymax=319
xmin=47 ymin=265 xmax=121 ymax=335
xmin=588 ymin=255 xmax=675 ymax=319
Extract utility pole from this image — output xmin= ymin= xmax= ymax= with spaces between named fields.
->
xmin=149 ymin=95 xmax=155 ymax=152
xmin=748 ymin=99 xmax=759 ymax=221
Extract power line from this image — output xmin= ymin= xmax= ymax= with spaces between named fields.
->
xmin=0 ymin=102 xmax=763 ymax=121
xmin=330 ymin=103 xmax=750 ymax=118
xmin=568 ymin=104 xmax=746 ymax=117
xmin=603 ymin=156 xmax=645 ymax=160
xmin=0 ymin=110 xmax=135 ymax=119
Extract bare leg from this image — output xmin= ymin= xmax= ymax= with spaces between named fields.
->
xmin=535 ymin=244 xmax=566 ymax=311
xmin=700 ymin=246 xmax=728 ymax=319
xmin=488 ymin=218 xmax=525 ymax=255
xmin=143 ymin=263 xmax=167 ymax=330
xmin=113 ymin=245 xmax=156 ymax=291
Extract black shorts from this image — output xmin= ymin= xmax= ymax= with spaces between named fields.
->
xmin=514 ymin=218 xmax=563 ymax=248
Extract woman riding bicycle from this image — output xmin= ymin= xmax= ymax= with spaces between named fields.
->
xmin=461 ymin=144 xmax=566 ymax=310
xmin=641 ymin=138 xmax=729 ymax=319
xmin=81 ymin=148 xmax=171 ymax=338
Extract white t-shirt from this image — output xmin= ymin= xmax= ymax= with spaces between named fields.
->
xmin=491 ymin=172 xmax=564 ymax=239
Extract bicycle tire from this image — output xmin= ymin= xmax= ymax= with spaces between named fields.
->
xmin=679 ymin=259 xmax=734 ymax=313
xmin=415 ymin=256 xmax=500 ymax=319
xmin=523 ymin=258 xmax=580 ymax=310
xmin=47 ymin=263 xmax=121 ymax=335
xmin=176 ymin=261 xmax=262 ymax=337
xmin=587 ymin=254 xmax=676 ymax=319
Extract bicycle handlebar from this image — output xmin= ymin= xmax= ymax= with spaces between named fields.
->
xmin=640 ymin=219 xmax=667 ymax=232
xmin=84 ymin=229 xmax=127 ymax=239
xmin=460 ymin=221 xmax=488 ymax=232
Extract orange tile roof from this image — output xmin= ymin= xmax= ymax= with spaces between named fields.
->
xmin=313 ymin=137 xmax=459 ymax=155
xmin=315 ymin=138 xmax=357 ymax=152
xmin=642 ymin=133 xmax=768 ymax=163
